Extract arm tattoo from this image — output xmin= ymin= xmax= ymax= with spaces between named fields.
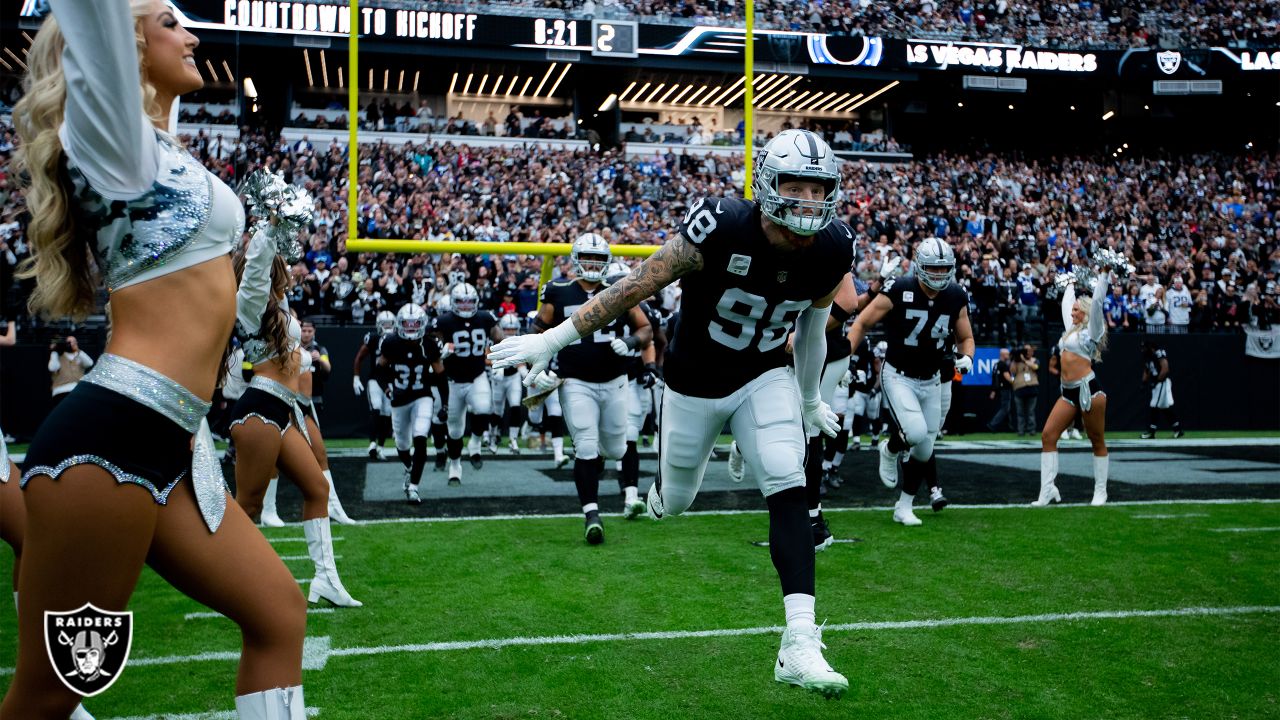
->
xmin=571 ymin=235 xmax=703 ymax=336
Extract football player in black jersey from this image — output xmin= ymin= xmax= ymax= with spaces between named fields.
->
xmin=493 ymin=313 xmax=528 ymax=453
xmin=533 ymin=236 xmax=653 ymax=543
xmin=846 ymin=339 xmax=884 ymax=453
xmin=433 ymin=283 xmax=504 ymax=484
xmin=1140 ymin=341 xmax=1182 ymax=439
xmin=493 ymin=129 xmax=851 ymax=698
xmin=378 ymin=304 xmax=447 ymax=503
xmin=847 ymin=238 xmax=975 ymax=527
xmin=352 ymin=310 xmax=396 ymax=460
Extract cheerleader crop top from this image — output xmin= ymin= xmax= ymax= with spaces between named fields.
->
xmin=1059 ymin=270 xmax=1109 ymax=360
xmin=52 ymin=0 xmax=241 ymax=293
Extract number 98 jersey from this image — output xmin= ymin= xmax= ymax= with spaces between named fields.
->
xmin=664 ymin=196 xmax=853 ymax=399
xmin=378 ymin=335 xmax=444 ymax=407
xmin=434 ymin=311 xmax=499 ymax=383
xmin=880 ymin=274 xmax=968 ymax=379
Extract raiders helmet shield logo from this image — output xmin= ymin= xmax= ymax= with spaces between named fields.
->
xmin=44 ymin=604 xmax=133 ymax=697
xmin=1157 ymin=50 xmax=1181 ymax=75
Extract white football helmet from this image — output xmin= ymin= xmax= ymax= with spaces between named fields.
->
xmin=498 ymin=313 xmax=522 ymax=338
xmin=571 ymin=233 xmax=611 ymax=283
xmin=874 ymin=341 xmax=888 ymax=359
xmin=915 ymin=238 xmax=957 ymax=291
xmin=375 ymin=310 xmax=396 ymax=336
xmin=396 ymin=303 xmax=428 ymax=340
xmin=753 ymin=129 xmax=841 ymax=236
xmin=450 ymin=283 xmax=479 ymax=318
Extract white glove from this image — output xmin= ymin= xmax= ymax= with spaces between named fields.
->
xmin=856 ymin=369 xmax=867 ymax=385
xmin=529 ymin=369 xmax=560 ymax=393
xmin=880 ymin=255 xmax=904 ymax=280
xmin=802 ymin=398 xmax=840 ymax=438
xmin=955 ymin=355 xmax=973 ymax=375
xmin=352 ymin=376 xmax=364 ymax=395
xmin=441 ymin=343 xmax=454 ymax=360
xmin=837 ymin=370 xmax=852 ymax=389
xmin=491 ymin=333 xmax=559 ymax=386
xmin=610 ymin=338 xmax=632 ymax=356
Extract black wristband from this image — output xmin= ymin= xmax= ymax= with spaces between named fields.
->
xmin=830 ymin=302 xmax=852 ymax=324
xmin=624 ymin=334 xmax=642 ymax=350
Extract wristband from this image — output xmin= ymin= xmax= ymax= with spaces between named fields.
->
xmin=544 ymin=319 xmax=583 ymax=353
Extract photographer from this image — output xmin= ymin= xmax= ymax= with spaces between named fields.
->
xmin=985 ymin=348 xmax=1013 ymax=433
xmin=46 ymin=334 xmax=93 ymax=410
xmin=1010 ymin=344 xmax=1040 ymax=437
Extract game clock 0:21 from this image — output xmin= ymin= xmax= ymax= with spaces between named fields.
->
xmin=533 ymin=18 xmax=579 ymax=47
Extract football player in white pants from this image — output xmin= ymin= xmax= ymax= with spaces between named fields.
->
xmin=352 ymin=311 xmax=396 ymax=461
xmin=494 ymin=129 xmax=852 ymax=698
xmin=434 ymin=284 xmax=503 ymax=484
xmin=379 ymin=304 xmax=447 ymax=503
xmin=848 ymin=239 xmax=974 ymax=527
xmin=493 ymin=314 xmax=528 ymax=453
xmin=1141 ymin=340 xmax=1182 ymax=439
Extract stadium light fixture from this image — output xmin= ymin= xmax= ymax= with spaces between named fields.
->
xmin=0 ymin=56 xmax=11 ymax=72
xmin=413 ymin=70 xmax=420 ymax=93
xmin=205 ymin=59 xmax=220 ymax=83
xmin=697 ymin=86 xmax=720 ymax=106
xmin=644 ymin=83 xmax=666 ymax=103
xmin=1070 ymin=105 xmax=1076 ymax=110
xmin=957 ymin=101 xmax=964 ymax=107
xmin=520 ymin=76 xmax=533 ymax=96
xmin=382 ymin=69 xmax=388 ymax=92
xmin=463 ymin=73 xmax=474 ymax=95
xmin=1008 ymin=104 xmax=1014 ymax=110
xmin=547 ymin=63 xmax=572 ymax=98
xmin=763 ymin=90 xmax=796 ymax=110
xmin=671 ymin=85 xmax=695 ymax=105
xmin=658 ymin=84 xmax=680 ymax=104
xmin=781 ymin=90 xmax=812 ymax=111
xmin=846 ymin=81 xmax=900 ymax=111
xmin=618 ymin=81 xmax=637 ymax=101
xmin=632 ymin=82 xmax=652 ymax=102
xmin=222 ymin=60 xmax=234 ymax=83
xmin=832 ymin=93 xmax=864 ymax=112
xmin=709 ymin=77 xmax=746 ymax=105
xmin=303 ymin=50 xmax=314 ymax=87
xmin=1144 ymin=104 xmax=1150 ymax=110
xmin=449 ymin=72 xmax=458 ymax=94
xmin=757 ymin=75 xmax=803 ymax=108
xmin=477 ymin=74 xmax=489 ymax=95
xmin=685 ymin=86 xmax=710 ymax=105
xmin=794 ymin=92 xmax=831 ymax=112
xmin=532 ymin=64 xmax=556 ymax=97
xmin=243 ymin=77 xmax=258 ymax=99
xmin=817 ymin=93 xmax=850 ymax=112
xmin=505 ymin=76 xmax=518 ymax=95
xmin=320 ymin=51 xmax=328 ymax=88
xmin=722 ymin=85 xmax=748 ymax=106
xmin=1102 ymin=110 xmax=1115 ymax=120
xmin=598 ymin=94 xmax=619 ymax=112
xmin=491 ymin=75 xmax=504 ymax=96
xmin=337 ymin=67 xmax=343 ymax=89
xmin=398 ymin=70 xmax=405 ymax=93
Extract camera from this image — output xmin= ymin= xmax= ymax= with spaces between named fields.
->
xmin=53 ymin=339 xmax=72 ymax=354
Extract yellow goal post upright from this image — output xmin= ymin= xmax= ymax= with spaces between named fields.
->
xmin=341 ymin=1 xmax=659 ymax=305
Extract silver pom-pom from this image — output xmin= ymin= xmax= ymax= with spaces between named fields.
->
xmin=1054 ymin=265 xmax=1099 ymax=295
xmin=239 ymin=171 xmax=314 ymax=263
xmin=1093 ymin=248 xmax=1135 ymax=279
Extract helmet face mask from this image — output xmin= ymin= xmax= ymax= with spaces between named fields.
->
xmin=572 ymin=233 xmax=612 ymax=283
xmin=915 ymin=238 xmax=957 ymax=291
xmin=376 ymin=310 xmax=396 ymax=336
xmin=753 ymin=129 xmax=841 ymax=237
xmin=396 ymin=303 xmax=428 ymax=340
xmin=499 ymin=313 xmax=521 ymax=338
xmin=450 ymin=283 xmax=479 ymax=318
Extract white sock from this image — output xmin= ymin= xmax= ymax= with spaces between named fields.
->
xmin=821 ymin=460 xmax=832 ymax=472
xmin=322 ymin=469 xmax=333 ymax=483
xmin=582 ymin=502 xmax=599 ymax=514
xmin=898 ymin=491 xmax=914 ymax=509
xmin=808 ymin=506 xmax=821 ymax=518
xmin=552 ymin=437 xmax=564 ymax=457
xmin=624 ymin=486 xmax=638 ymax=504
xmin=833 ymin=451 xmax=845 ymax=467
xmin=467 ymin=436 xmax=480 ymax=455
xmin=783 ymin=593 xmax=817 ymax=632
xmin=1094 ymin=455 xmax=1109 ymax=484
xmin=509 ymin=427 xmax=518 ymax=441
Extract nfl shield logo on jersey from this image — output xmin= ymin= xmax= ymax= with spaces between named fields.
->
xmin=45 ymin=604 xmax=133 ymax=697
xmin=1157 ymin=50 xmax=1181 ymax=75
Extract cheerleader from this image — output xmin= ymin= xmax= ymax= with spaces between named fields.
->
xmin=295 ymin=317 xmax=356 ymax=524
xmin=229 ymin=229 xmax=361 ymax=607
xmin=6 ymin=1 xmax=306 ymax=715
xmin=1035 ymin=268 xmax=1113 ymax=507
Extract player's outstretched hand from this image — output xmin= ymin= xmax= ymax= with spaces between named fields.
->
xmin=955 ymin=355 xmax=973 ymax=375
xmin=880 ymin=255 xmax=904 ymax=281
xmin=802 ymin=399 xmax=840 ymax=438
xmin=491 ymin=334 xmax=556 ymax=384
xmin=352 ymin=376 xmax=364 ymax=395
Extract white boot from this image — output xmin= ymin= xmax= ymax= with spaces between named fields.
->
xmin=324 ymin=469 xmax=356 ymax=525
xmin=1091 ymin=455 xmax=1109 ymax=506
xmin=1032 ymin=451 xmax=1061 ymax=507
xmin=260 ymin=477 xmax=284 ymax=528
xmin=235 ymin=685 xmax=306 ymax=719
xmin=303 ymin=518 xmax=362 ymax=607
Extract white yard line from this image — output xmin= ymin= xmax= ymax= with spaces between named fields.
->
xmin=279 ymin=555 xmax=339 ymax=561
xmin=185 ymin=608 xmax=334 ymax=621
xmin=1210 ymin=527 xmax=1280 ymax=533
xmin=102 ymin=709 xmax=321 ymax=720
xmin=1131 ymin=513 xmax=1210 ymax=519
xmin=266 ymin=537 xmax=343 ymax=543
xmin=10 ymin=605 xmax=1275 ymax=678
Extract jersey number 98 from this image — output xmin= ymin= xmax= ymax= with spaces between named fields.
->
xmin=709 ymin=288 xmax=809 ymax=353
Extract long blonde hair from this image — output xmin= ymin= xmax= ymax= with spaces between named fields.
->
xmin=13 ymin=0 xmax=166 ymax=320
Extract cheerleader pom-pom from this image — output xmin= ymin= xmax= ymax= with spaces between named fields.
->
xmin=240 ymin=171 xmax=315 ymax=263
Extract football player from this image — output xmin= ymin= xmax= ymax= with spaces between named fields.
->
xmin=534 ymin=237 xmax=653 ymax=543
xmin=493 ymin=129 xmax=851 ymax=698
xmin=433 ymin=283 xmax=504 ymax=484
xmin=353 ymin=310 xmax=396 ymax=460
xmin=378 ymin=304 xmax=447 ymax=503
xmin=847 ymin=238 xmax=974 ymax=527
xmin=1141 ymin=340 xmax=1182 ymax=439
xmin=844 ymin=338 xmax=882 ymax=455
xmin=493 ymin=313 xmax=528 ymax=453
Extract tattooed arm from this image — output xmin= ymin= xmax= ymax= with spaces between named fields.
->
xmin=573 ymin=235 xmax=703 ymax=336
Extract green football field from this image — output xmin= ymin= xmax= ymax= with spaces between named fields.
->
xmin=2 ymin=499 xmax=1276 ymax=719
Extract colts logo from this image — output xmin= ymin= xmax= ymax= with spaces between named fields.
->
xmin=44 ymin=604 xmax=133 ymax=697
xmin=1157 ymin=50 xmax=1182 ymax=75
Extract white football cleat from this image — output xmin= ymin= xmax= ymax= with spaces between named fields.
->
xmin=448 ymin=458 xmax=463 ymax=487
xmin=878 ymin=440 xmax=899 ymax=489
xmin=775 ymin=625 xmax=848 ymax=699
xmin=646 ymin=482 xmax=665 ymax=520
xmin=624 ymin=499 xmax=647 ymax=520
xmin=405 ymin=483 xmax=421 ymax=504
xmin=892 ymin=506 xmax=923 ymax=526
xmin=508 ymin=437 xmax=521 ymax=454
xmin=727 ymin=441 xmax=745 ymax=483
xmin=1070 ymin=428 xmax=1084 ymax=440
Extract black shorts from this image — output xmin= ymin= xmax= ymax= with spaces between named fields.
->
xmin=1061 ymin=376 xmax=1105 ymax=408
xmin=21 ymin=382 xmax=193 ymax=504
xmin=229 ymin=387 xmax=294 ymax=435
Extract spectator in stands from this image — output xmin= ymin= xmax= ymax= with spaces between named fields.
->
xmin=1010 ymin=344 xmax=1040 ymax=437
xmin=1166 ymin=275 xmax=1193 ymax=333
xmin=986 ymin=347 xmax=1013 ymax=433
xmin=1103 ymin=283 xmax=1126 ymax=332
xmin=47 ymin=335 xmax=93 ymax=410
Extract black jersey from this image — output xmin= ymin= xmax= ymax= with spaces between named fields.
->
xmin=1144 ymin=346 xmax=1167 ymax=378
xmin=880 ymin=274 xmax=969 ymax=380
xmin=434 ymin=311 xmax=498 ymax=383
xmin=541 ymin=278 xmax=632 ymax=383
xmin=379 ymin=334 xmax=443 ymax=407
xmin=663 ymin=197 xmax=853 ymax=398
xmin=362 ymin=331 xmax=396 ymax=386
xmin=850 ymin=337 xmax=875 ymax=393
xmin=624 ymin=301 xmax=663 ymax=380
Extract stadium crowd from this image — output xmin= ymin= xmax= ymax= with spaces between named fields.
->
xmin=0 ymin=119 xmax=1275 ymax=344
xmin=410 ymin=0 xmax=1280 ymax=49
